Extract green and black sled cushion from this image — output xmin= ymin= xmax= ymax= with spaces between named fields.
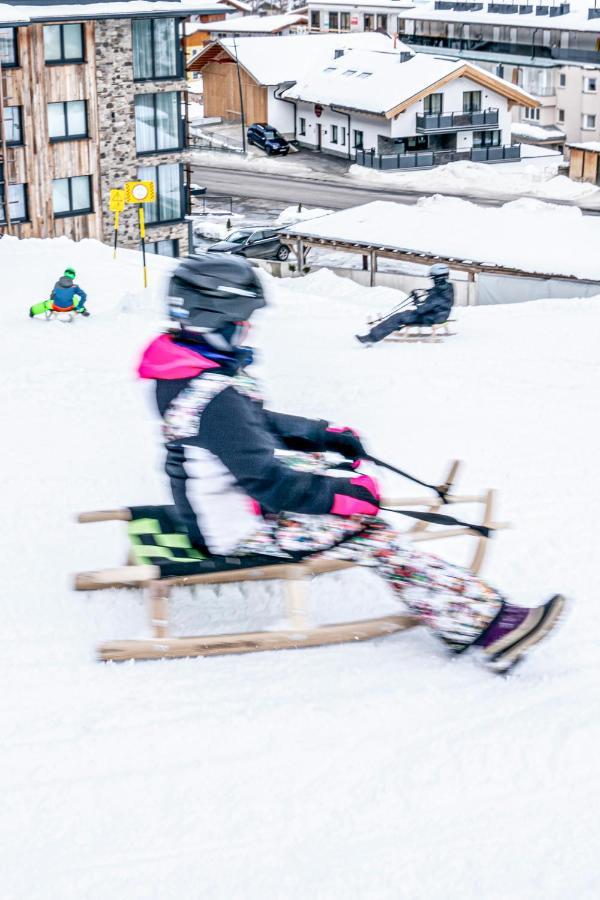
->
xmin=127 ymin=505 xmax=297 ymax=578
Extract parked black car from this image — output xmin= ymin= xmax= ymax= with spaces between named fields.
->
xmin=189 ymin=183 xmax=207 ymax=197
xmin=207 ymin=227 xmax=290 ymax=261
xmin=247 ymin=123 xmax=290 ymax=156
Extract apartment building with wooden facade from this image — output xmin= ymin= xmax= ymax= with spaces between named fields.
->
xmin=0 ymin=0 xmax=209 ymax=256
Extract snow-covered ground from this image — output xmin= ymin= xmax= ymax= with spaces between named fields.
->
xmin=2 ymin=236 xmax=600 ymax=899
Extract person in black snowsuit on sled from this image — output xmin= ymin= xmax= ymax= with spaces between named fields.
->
xmin=356 ymin=263 xmax=454 ymax=345
xmin=137 ymin=254 xmax=566 ymax=674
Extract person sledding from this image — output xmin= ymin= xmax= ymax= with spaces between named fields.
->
xmin=137 ymin=254 xmax=566 ymax=674
xmin=29 ymin=267 xmax=89 ymax=319
xmin=356 ymin=263 xmax=454 ymax=346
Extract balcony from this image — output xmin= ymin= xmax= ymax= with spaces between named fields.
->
xmin=416 ymin=108 xmax=499 ymax=132
xmin=355 ymin=144 xmax=521 ymax=170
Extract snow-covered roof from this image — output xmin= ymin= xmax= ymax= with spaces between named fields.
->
xmin=189 ymin=31 xmax=395 ymax=83
xmin=309 ymin=0 xmax=414 ymax=6
xmin=202 ymin=12 xmax=308 ymax=32
xmin=400 ymin=1 xmax=600 ymax=36
xmin=283 ymin=49 xmax=537 ymax=116
xmin=280 ymin=197 xmax=600 ymax=281
xmin=0 ymin=0 xmax=224 ymax=24
xmin=567 ymin=141 xmax=600 ymax=152
xmin=511 ymin=122 xmax=566 ymax=143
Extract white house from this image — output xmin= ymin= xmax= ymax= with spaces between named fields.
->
xmin=203 ymin=12 xmax=309 ymax=39
xmin=282 ymin=47 xmax=538 ymax=167
xmin=308 ymin=0 xmax=413 ymax=35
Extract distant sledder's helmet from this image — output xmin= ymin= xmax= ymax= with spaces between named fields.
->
xmin=167 ymin=254 xmax=266 ymax=350
xmin=429 ymin=263 xmax=449 ymax=283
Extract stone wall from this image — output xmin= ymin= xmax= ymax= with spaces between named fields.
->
xmin=94 ymin=18 xmax=191 ymax=255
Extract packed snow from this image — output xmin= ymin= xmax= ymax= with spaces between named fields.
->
xmin=2 ymin=235 xmax=600 ymax=899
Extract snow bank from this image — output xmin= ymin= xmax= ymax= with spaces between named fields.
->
xmin=2 ymin=234 xmax=600 ymax=899
xmin=350 ymin=158 xmax=600 ymax=204
xmin=283 ymin=196 xmax=600 ymax=281
xmin=275 ymin=205 xmax=333 ymax=226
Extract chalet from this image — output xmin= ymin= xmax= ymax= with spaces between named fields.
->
xmin=183 ymin=0 xmax=251 ymax=64
xmin=0 ymin=0 xmax=215 ymax=255
xmin=202 ymin=13 xmax=309 ymax=39
xmin=187 ymin=31 xmax=392 ymax=130
xmin=282 ymin=47 xmax=538 ymax=167
xmin=567 ymin=141 xmax=600 ymax=185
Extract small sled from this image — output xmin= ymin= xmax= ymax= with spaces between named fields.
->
xmin=74 ymin=461 xmax=508 ymax=662
xmin=385 ymin=320 xmax=457 ymax=343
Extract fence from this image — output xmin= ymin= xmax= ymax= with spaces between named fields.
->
xmin=355 ymin=144 xmax=521 ymax=170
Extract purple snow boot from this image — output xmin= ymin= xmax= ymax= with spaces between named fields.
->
xmin=474 ymin=595 xmax=567 ymax=674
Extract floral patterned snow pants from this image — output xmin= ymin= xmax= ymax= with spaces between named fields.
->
xmin=235 ymin=513 xmax=505 ymax=649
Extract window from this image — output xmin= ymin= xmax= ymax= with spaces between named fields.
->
xmin=557 ymin=108 xmax=565 ymax=123
xmin=146 ymin=239 xmax=179 ymax=257
xmin=310 ymin=10 xmax=320 ymax=30
xmin=473 ymin=130 xmax=501 ymax=147
xmin=524 ymin=107 xmax=540 ymax=121
xmin=463 ymin=91 xmax=481 ymax=113
xmin=137 ymin=163 xmax=183 ymax=224
xmin=331 ymin=124 xmax=338 ymax=144
xmin=0 ymin=180 xmax=27 ymax=223
xmin=340 ymin=126 xmax=346 ymax=145
xmin=559 ymin=72 xmax=566 ymax=87
xmin=44 ymin=24 xmax=84 ymax=64
xmin=132 ymin=18 xmax=179 ymax=80
xmin=357 ymin=72 xmax=372 ymax=79
xmin=328 ymin=12 xmax=339 ymax=30
xmin=3 ymin=106 xmax=22 ymax=145
xmin=582 ymin=113 xmax=597 ymax=130
xmin=343 ymin=69 xmax=357 ymax=77
xmin=135 ymin=92 xmax=182 ymax=154
xmin=424 ymin=93 xmax=443 ymax=115
xmin=584 ymin=77 xmax=597 ymax=93
xmin=353 ymin=129 xmax=364 ymax=149
xmin=0 ymin=27 xmax=17 ymax=66
xmin=364 ymin=14 xmax=374 ymax=31
xmin=299 ymin=116 xmax=306 ymax=136
xmin=340 ymin=12 xmax=350 ymax=30
xmin=52 ymin=175 xmax=92 ymax=217
xmin=376 ymin=14 xmax=388 ymax=31
xmin=47 ymin=101 xmax=87 ymax=141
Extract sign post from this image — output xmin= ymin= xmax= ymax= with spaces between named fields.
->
xmin=124 ymin=181 xmax=156 ymax=288
xmin=109 ymin=189 xmax=125 ymax=259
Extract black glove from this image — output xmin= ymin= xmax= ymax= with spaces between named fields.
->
xmin=324 ymin=427 xmax=367 ymax=463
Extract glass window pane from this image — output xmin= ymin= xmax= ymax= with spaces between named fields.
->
xmin=66 ymin=100 xmax=87 ymax=136
xmin=48 ymin=102 xmax=67 ymax=139
xmin=157 ymin=164 xmax=181 ymax=221
xmin=52 ymin=178 xmax=70 ymax=214
xmin=8 ymin=184 xmax=26 ymax=220
xmin=63 ymin=24 xmax=83 ymax=60
xmin=4 ymin=107 xmax=21 ymax=143
xmin=44 ymin=25 xmax=62 ymax=62
xmin=71 ymin=175 xmax=90 ymax=211
xmin=132 ymin=20 xmax=153 ymax=80
xmin=137 ymin=165 xmax=157 ymax=223
xmin=156 ymin=91 xmax=179 ymax=150
xmin=156 ymin=239 xmax=177 ymax=257
xmin=153 ymin=18 xmax=178 ymax=78
xmin=0 ymin=27 xmax=16 ymax=65
xmin=135 ymin=95 xmax=157 ymax=152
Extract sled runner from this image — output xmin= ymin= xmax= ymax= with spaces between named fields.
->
xmin=384 ymin=320 xmax=457 ymax=343
xmin=73 ymin=461 xmax=508 ymax=662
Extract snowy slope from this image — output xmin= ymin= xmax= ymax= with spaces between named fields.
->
xmin=1 ymin=238 xmax=600 ymax=900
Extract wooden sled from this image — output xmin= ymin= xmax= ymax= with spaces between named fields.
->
xmin=385 ymin=320 xmax=457 ymax=343
xmin=73 ymin=460 xmax=508 ymax=662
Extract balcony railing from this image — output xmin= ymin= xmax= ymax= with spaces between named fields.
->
xmin=403 ymin=34 xmax=600 ymax=65
xmin=355 ymin=144 xmax=521 ymax=170
xmin=416 ymin=108 xmax=499 ymax=131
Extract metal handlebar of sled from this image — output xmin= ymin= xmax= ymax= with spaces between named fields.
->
xmin=73 ymin=459 xmax=508 ymax=662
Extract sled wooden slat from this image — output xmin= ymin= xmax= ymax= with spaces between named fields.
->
xmin=383 ymin=494 xmax=486 ymax=507
xmin=98 ymin=614 xmax=420 ymax=662
xmin=78 ymin=509 xmax=132 ymax=523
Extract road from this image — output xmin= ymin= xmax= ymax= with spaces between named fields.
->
xmin=191 ymin=163 xmax=600 ymax=216
xmin=191 ymin=164 xmax=508 ymax=211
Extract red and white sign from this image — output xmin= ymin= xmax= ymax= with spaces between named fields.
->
xmin=351 ymin=16 xmax=359 ymax=25
xmin=314 ymin=104 xmax=323 ymax=118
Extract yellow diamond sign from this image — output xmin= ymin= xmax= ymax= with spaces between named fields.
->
xmin=109 ymin=188 xmax=125 ymax=212
xmin=124 ymin=180 xmax=155 ymax=203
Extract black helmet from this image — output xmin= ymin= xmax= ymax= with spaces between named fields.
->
xmin=429 ymin=263 xmax=449 ymax=281
xmin=167 ymin=254 xmax=266 ymax=344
